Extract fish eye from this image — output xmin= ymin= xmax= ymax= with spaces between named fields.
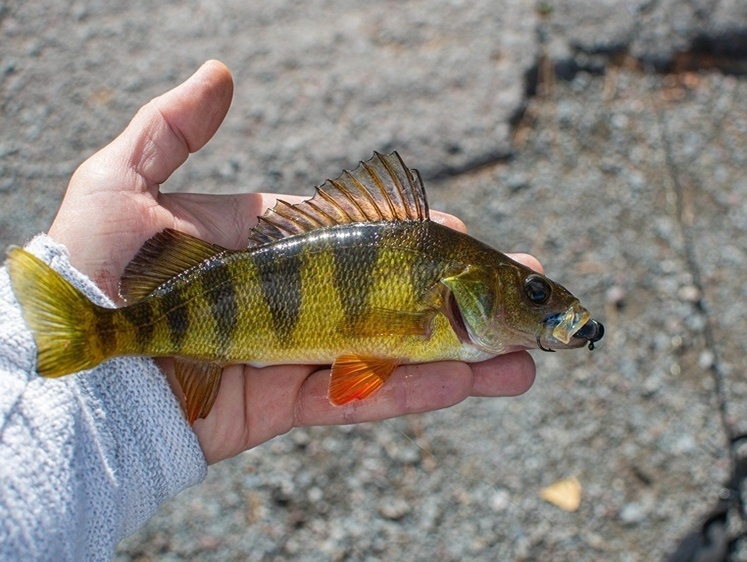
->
xmin=524 ymin=274 xmax=551 ymax=305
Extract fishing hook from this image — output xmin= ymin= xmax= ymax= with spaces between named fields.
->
xmin=537 ymin=335 xmax=556 ymax=352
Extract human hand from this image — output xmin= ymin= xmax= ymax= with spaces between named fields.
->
xmin=47 ymin=60 xmax=538 ymax=464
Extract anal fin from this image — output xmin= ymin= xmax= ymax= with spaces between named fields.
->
xmin=174 ymin=359 xmax=224 ymax=424
xmin=329 ymin=355 xmax=400 ymax=406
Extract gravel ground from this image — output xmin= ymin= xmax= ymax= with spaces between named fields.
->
xmin=2 ymin=1 xmax=747 ymax=560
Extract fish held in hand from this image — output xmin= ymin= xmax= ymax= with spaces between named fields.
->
xmin=6 ymin=152 xmax=604 ymax=423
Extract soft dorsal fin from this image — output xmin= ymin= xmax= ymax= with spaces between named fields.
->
xmin=120 ymin=229 xmax=227 ymax=302
xmin=248 ymin=151 xmax=430 ymax=247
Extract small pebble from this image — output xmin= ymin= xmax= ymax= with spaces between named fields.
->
xmin=606 ymin=285 xmax=626 ymax=308
xmin=307 ymin=486 xmax=323 ymax=503
xmin=698 ymin=350 xmax=715 ymax=370
xmin=489 ymin=489 xmax=512 ymax=512
xmin=620 ymin=502 xmax=647 ymax=525
xmin=677 ymin=285 xmax=701 ymax=302
xmin=378 ymin=498 xmax=411 ymax=520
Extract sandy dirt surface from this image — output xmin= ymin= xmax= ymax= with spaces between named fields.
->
xmin=2 ymin=1 xmax=746 ymax=560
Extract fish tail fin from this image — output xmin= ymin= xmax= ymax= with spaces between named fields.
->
xmin=6 ymin=246 xmax=111 ymax=377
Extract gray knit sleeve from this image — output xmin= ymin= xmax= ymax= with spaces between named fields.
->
xmin=0 ymin=235 xmax=207 ymax=561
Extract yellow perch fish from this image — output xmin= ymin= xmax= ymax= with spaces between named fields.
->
xmin=6 ymin=152 xmax=604 ymax=423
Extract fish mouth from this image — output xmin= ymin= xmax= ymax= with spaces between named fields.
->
xmin=572 ymin=319 xmax=605 ymax=350
xmin=537 ymin=304 xmax=604 ymax=352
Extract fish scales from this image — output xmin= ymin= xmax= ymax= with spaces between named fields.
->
xmin=104 ymin=222 xmax=468 ymax=365
xmin=101 ymin=257 xmax=235 ymax=360
xmin=199 ymin=260 xmax=238 ymax=358
xmin=132 ymin=299 xmax=156 ymax=352
xmin=331 ymin=229 xmax=380 ymax=327
xmin=289 ymin=222 xmax=466 ymax=363
xmin=6 ymin=151 xmax=604 ymax=422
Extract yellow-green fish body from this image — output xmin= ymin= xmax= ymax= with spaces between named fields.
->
xmin=121 ymin=222 xmax=512 ymax=363
xmin=6 ymin=152 xmax=603 ymax=422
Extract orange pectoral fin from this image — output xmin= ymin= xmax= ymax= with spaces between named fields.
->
xmin=340 ymin=308 xmax=436 ymax=339
xmin=329 ymin=355 xmax=400 ymax=406
xmin=174 ymin=359 xmax=224 ymax=424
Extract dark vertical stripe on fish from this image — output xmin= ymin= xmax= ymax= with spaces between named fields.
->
xmin=407 ymin=222 xmax=445 ymax=300
xmin=132 ymin=300 xmax=155 ymax=352
xmin=95 ymin=309 xmax=117 ymax=358
xmin=332 ymin=226 xmax=380 ymax=323
xmin=254 ymin=243 xmax=303 ymax=342
xmin=203 ymin=260 xmax=238 ymax=357
xmin=162 ymin=288 xmax=190 ymax=351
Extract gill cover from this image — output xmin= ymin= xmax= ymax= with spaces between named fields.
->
xmin=441 ymin=266 xmax=505 ymax=354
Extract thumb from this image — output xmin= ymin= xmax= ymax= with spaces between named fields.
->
xmin=47 ymin=61 xmax=233 ymax=292
xmin=95 ymin=60 xmax=234 ymax=193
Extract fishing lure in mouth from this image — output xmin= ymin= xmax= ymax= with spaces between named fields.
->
xmin=6 ymin=151 xmax=604 ymax=423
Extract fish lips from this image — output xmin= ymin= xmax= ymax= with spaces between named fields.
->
xmin=538 ymin=307 xmax=605 ymax=352
xmin=573 ymin=319 xmax=604 ymax=349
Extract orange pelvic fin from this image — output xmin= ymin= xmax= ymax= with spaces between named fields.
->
xmin=174 ymin=359 xmax=224 ymax=424
xmin=329 ymin=355 xmax=400 ymax=406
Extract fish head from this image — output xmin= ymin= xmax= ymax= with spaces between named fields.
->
xmin=499 ymin=264 xmax=605 ymax=352
xmin=442 ymin=260 xmax=604 ymax=355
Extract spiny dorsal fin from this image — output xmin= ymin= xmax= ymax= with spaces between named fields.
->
xmin=248 ymin=151 xmax=429 ymax=247
xmin=120 ymin=229 xmax=227 ymax=302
